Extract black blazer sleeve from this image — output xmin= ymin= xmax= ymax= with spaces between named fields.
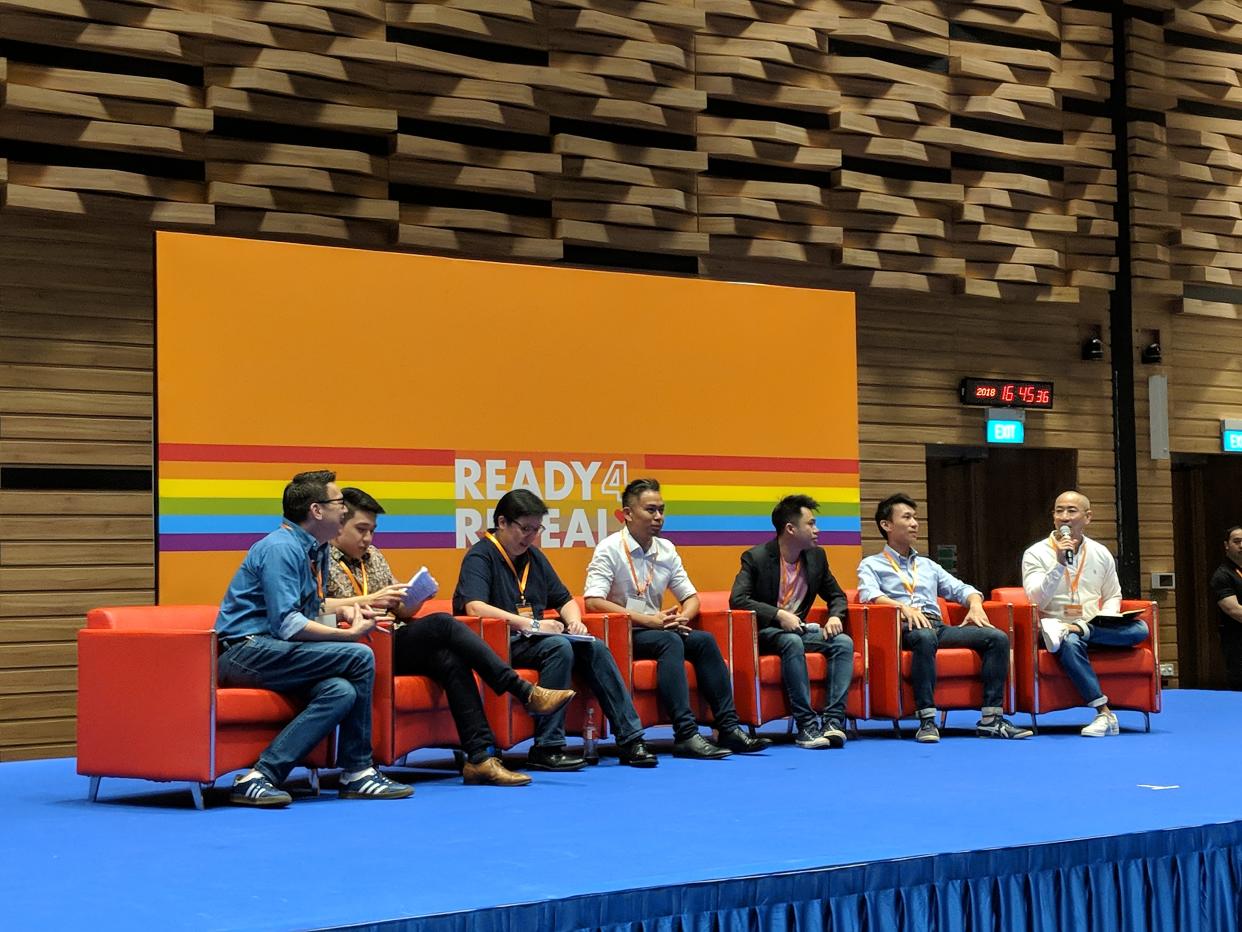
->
xmin=730 ymin=546 xmax=780 ymax=628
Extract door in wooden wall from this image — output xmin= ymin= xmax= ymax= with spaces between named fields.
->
xmin=925 ymin=446 xmax=1078 ymax=598
xmin=1171 ymin=454 xmax=1242 ymax=688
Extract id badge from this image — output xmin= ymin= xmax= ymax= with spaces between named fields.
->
xmin=317 ymin=612 xmax=337 ymax=627
xmin=516 ymin=600 xmax=534 ymax=619
xmin=1063 ymin=603 xmax=1084 ymax=620
xmin=625 ymin=596 xmax=650 ymax=615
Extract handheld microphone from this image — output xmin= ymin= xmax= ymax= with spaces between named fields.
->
xmin=1059 ymin=524 xmax=1074 ymax=566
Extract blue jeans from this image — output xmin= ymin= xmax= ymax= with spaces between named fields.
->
xmin=901 ymin=623 xmax=1009 ymax=716
xmin=217 ymin=636 xmax=375 ymax=783
xmin=1056 ymin=618 xmax=1150 ymax=705
xmin=509 ymin=635 xmax=643 ymax=747
xmin=633 ymin=628 xmax=740 ymax=739
xmin=758 ymin=626 xmax=854 ymax=731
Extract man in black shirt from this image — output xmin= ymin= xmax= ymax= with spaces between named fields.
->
xmin=452 ymin=489 xmax=656 ymax=771
xmin=1209 ymin=524 xmax=1242 ymax=690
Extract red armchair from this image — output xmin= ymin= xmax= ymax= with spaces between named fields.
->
xmin=700 ymin=590 xmax=867 ymax=735
xmin=363 ymin=598 xmax=480 ymax=768
xmin=866 ymin=597 xmax=1015 ymax=735
xmin=77 ymin=605 xmax=334 ymax=809
xmin=475 ymin=611 xmax=619 ymax=752
xmin=990 ymin=587 xmax=1161 ymax=732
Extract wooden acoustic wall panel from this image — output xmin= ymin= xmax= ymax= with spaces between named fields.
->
xmin=696 ymin=0 xmax=841 ymax=270
xmin=388 ymin=7 xmax=562 ymax=259
xmin=204 ymin=2 xmax=398 ymax=245
xmin=0 ymin=1 xmax=214 ymax=228
xmin=945 ymin=2 xmax=1113 ymax=305
xmin=547 ymin=0 xmax=707 ymax=257
xmin=0 ymin=214 xmax=154 ymax=761
xmin=824 ymin=1 xmax=958 ymax=294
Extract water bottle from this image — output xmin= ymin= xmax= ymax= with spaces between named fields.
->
xmin=583 ymin=707 xmax=599 ymax=765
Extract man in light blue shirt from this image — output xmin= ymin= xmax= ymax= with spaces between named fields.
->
xmin=857 ymin=493 xmax=1031 ymax=744
xmin=214 ymin=469 xmax=413 ymax=806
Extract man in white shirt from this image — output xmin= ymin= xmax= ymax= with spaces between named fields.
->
xmin=1021 ymin=490 xmax=1149 ymax=737
xmin=584 ymin=478 xmax=770 ymax=758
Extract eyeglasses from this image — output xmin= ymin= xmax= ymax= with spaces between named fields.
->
xmin=509 ymin=519 xmax=544 ymax=536
xmin=317 ymin=498 xmax=347 ymax=508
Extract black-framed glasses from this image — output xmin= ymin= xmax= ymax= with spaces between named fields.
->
xmin=317 ymin=498 xmax=347 ymax=507
xmin=510 ymin=519 xmax=544 ymax=536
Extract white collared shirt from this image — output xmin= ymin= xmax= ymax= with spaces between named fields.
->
xmin=583 ymin=529 xmax=696 ymax=612
xmin=1022 ymin=532 xmax=1121 ymax=622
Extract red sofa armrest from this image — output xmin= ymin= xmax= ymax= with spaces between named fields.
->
xmin=77 ymin=627 xmax=217 ymax=782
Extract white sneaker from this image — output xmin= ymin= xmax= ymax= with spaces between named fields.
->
xmin=1040 ymin=619 xmax=1068 ymax=653
xmin=1081 ymin=711 xmax=1119 ymax=737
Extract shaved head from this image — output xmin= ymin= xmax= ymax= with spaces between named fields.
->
xmin=1056 ymin=490 xmax=1090 ymax=511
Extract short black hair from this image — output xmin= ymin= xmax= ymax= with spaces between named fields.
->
xmin=772 ymin=494 xmax=819 ymax=534
xmin=875 ymin=493 xmax=917 ymax=541
xmin=622 ymin=477 xmax=661 ymax=509
xmin=342 ymin=487 xmax=385 ymax=520
xmin=1226 ymin=525 xmax=1242 ymax=542
xmin=494 ymin=488 xmax=548 ymax=525
xmin=282 ymin=470 xmax=336 ymax=522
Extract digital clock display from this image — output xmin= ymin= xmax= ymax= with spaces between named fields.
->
xmin=959 ymin=377 xmax=1054 ymax=409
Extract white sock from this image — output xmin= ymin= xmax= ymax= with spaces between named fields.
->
xmin=341 ymin=767 xmax=376 ymax=784
xmin=236 ymin=769 xmax=264 ymax=784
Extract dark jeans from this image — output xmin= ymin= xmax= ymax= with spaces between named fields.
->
xmin=217 ymin=636 xmax=375 ymax=783
xmin=757 ymin=626 xmax=854 ymax=731
xmin=901 ymin=623 xmax=1009 ymax=716
xmin=633 ymin=628 xmax=740 ymax=739
xmin=1220 ymin=622 xmax=1242 ymax=691
xmin=394 ymin=613 xmax=525 ymax=760
xmin=509 ymin=634 xmax=643 ymax=748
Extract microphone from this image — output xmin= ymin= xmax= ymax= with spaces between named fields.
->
xmin=1059 ymin=524 xmax=1074 ymax=566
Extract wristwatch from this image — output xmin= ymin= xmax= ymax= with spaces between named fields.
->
xmin=530 ymin=618 xmax=541 ymax=632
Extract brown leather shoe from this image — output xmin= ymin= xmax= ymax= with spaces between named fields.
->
xmin=462 ymin=757 xmax=532 ymax=786
xmin=524 ymin=685 xmax=575 ymax=716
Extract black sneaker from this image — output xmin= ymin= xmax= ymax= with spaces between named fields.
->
xmin=915 ymin=719 xmax=940 ymax=744
xmin=821 ymin=718 xmax=847 ymax=748
xmin=794 ymin=724 xmax=831 ymax=749
xmin=976 ymin=716 xmax=1034 ymax=740
xmin=229 ymin=773 xmax=292 ymax=808
xmin=338 ymin=769 xmax=414 ymax=799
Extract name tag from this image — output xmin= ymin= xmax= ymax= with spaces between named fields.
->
xmin=1063 ymin=603 xmax=1084 ymax=620
xmin=516 ymin=600 xmax=534 ymax=619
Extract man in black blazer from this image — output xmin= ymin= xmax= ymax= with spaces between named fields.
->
xmin=729 ymin=494 xmax=855 ymax=749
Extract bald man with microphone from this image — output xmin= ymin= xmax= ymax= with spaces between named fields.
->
xmin=1021 ymin=490 xmax=1149 ymax=737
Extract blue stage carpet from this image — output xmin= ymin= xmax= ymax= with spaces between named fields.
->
xmin=3 ymin=690 xmax=1241 ymax=932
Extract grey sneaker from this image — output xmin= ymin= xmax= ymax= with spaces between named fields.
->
xmin=821 ymin=718 xmax=847 ymax=748
xmin=794 ymin=724 xmax=832 ymax=749
xmin=338 ymin=769 xmax=414 ymax=799
xmin=229 ymin=773 xmax=292 ymax=808
xmin=915 ymin=719 xmax=940 ymax=743
xmin=976 ymin=716 xmax=1034 ymax=739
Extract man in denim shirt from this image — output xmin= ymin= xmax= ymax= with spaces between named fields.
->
xmin=857 ymin=493 xmax=1031 ymax=744
xmin=214 ymin=469 xmax=413 ymax=806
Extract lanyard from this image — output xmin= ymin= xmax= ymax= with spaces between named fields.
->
xmin=1048 ymin=534 xmax=1087 ymax=601
xmin=779 ymin=557 xmax=803 ymax=609
xmin=621 ymin=529 xmax=656 ymax=596
xmin=882 ymin=550 xmax=918 ymax=596
xmin=283 ymin=523 xmax=324 ymax=600
xmin=339 ymin=559 xmax=368 ymax=596
xmin=485 ymin=531 xmax=530 ymax=598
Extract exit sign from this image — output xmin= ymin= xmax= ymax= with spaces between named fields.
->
xmin=987 ymin=419 xmax=1025 ymax=444
xmin=1224 ymin=419 xmax=1242 ymax=453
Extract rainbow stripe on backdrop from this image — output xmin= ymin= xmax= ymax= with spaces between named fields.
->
xmin=158 ymin=444 xmax=861 ymax=552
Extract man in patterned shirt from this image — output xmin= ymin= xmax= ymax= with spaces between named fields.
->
xmin=325 ymin=487 xmax=574 ymax=786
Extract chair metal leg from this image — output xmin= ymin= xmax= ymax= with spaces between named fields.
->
xmin=452 ymin=750 xmax=466 ymax=772
xmin=939 ymin=710 xmax=947 ymax=729
xmin=747 ymin=724 xmax=757 ymax=738
xmin=785 ymin=717 xmax=795 ymax=736
xmin=1143 ymin=712 xmax=1151 ymax=733
xmin=189 ymin=783 xmax=205 ymax=811
xmin=1030 ymin=713 xmax=1038 ymax=732
xmin=308 ymin=768 xmax=320 ymax=796
xmin=88 ymin=775 xmax=101 ymax=803
xmin=892 ymin=719 xmax=902 ymax=738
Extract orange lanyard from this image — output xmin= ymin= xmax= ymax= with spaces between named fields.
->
xmin=779 ymin=558 xmax=803 ymax=608
xmin=339 ymin=559 xmax=368 ymax=596
xmin=485 ymin=531 xmax=530 ymax=598
xmin=882 ymin=550 xmax=918 ymax=595
xmin=1048 ymin=535 xmax=1087 ymax=601
xmin=283 ymin=523 xmax=324 ymax=600
xmin=621 ymin=529 xmax=656 ymax=596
